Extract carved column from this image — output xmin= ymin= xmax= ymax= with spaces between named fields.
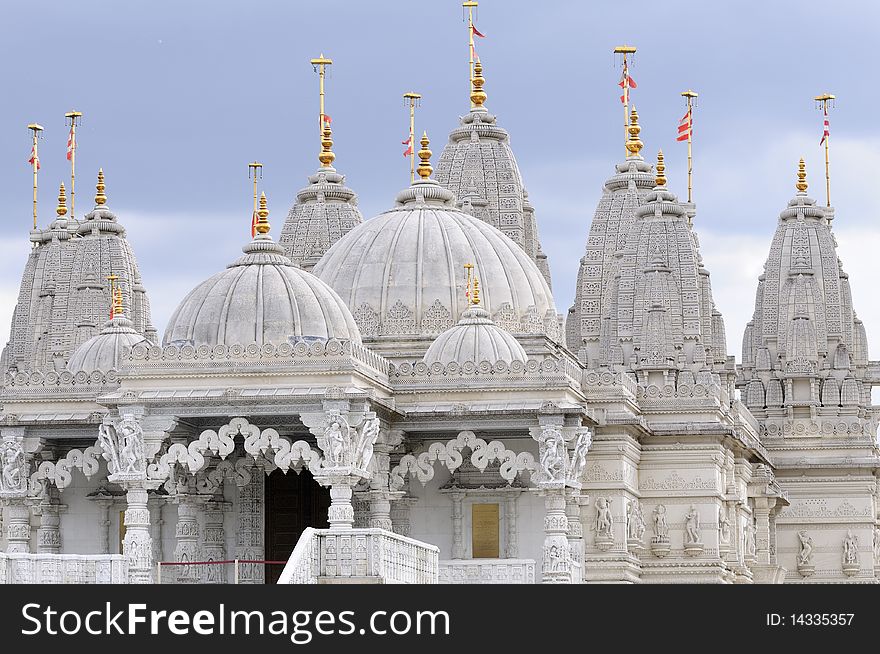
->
xmin=35 ymin=487 xmax=63 ymax=554
xmin=121 ymin=481 xmax=155 ymax=584
xmin=505 ymin=494 xmax=519 ymax=558
xmin=541 ymin=489 xmax=571 ymax=583
xmin=148 ymin=495 xmax=165 ymax=566
xmin=565 ymin=488 xmax=584 ymax=578
xmin=391 ymin=496 xmax=417 ymax=538
xmin=235 ymin=468 xmax=264 ymax=584
xmin=201 ymin=495 xmax=229 ymax=584
xmin=3 ymin=501 xmax=32 ymax=553
xmin=450 ymin=491 xmax=465 ymax=559
xmin=368 ymin=492 xmax=393 ymax=531
xmin=174 ymin=494 xmax=202 ymax=583
xmin=753 ymin=499 xmax=772 ymax=566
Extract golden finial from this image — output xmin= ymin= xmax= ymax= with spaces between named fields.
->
xmin=796 ymin=158 xmax=808 ymax=193
xmin=255 ymin=191 xmax=271 ymax=235
xmin=56 ymin=182 xmax=68 ymax=217
xmin=113 ymin=284 xmax=124 ymax=318
xmin=471 ymin=58 xmax=487 ymax=108
xmin=471 ymin=275 xmax=481 ymax=306
xmin=95 ymin=168 xmax=107 ymax=206
xmin=318 ymin=123 xmax=335 ymax=168
xmin=625 ymin=106 xmax=643 ymax=157
xmin=655 ymin=150 xmax=667 ymax=187
xmin=417 ymin=131 xmax=433 ymax=179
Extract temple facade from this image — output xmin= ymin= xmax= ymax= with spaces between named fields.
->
xmin=0 ymin=38 xmax=878 ymax=586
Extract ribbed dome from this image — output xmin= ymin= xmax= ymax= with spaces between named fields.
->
xmin=164 ymin=235 xmax=361 ymax=347
xmin=67 ymin=316 xmax=145 ymax=374
xmin=423 ymin=306 xmax=527 ymax=366
xmin=312 ymin=178 xmax=558 ymax=341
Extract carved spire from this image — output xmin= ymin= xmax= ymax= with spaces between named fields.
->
xmin=417 ymin=131 xmax=433 ymax=179
xmin=655 ymin=150 xmax=667 ymax=187
xmin=94 ymin=168 xmax=107 ymax=206
xmin=471 ymin=58 xmax=487 ymax=108
xmin=796 ymin=157 xmax=808 ymax=193
xmin=56 ymin=182 xmax=67 ymax=217
xmin=625 ymin=106 xmax=643 ymax=158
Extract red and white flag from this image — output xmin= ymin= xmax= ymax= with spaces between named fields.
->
xmin=472 ymin=24 xmax=486 ymax=38
xmin=618 ymin=73 xmax=636 ymax=103
xmin=677 ymin=108 xmax=692 ymax=142
xmin=28 ymin=144 xmax=40 ymax=170
xmin=470 ymin=42 xmax=478 ymax=61
xmin=250 ymin=210 xmax=258 ymax=238
xmin=819 ymin=107 xmax=830 ymax=145
xmin=66 ymin=125 xmax=75 ymax=161
xmin=403 ymin=143 xmax=413 ymax=157
xmin=321 ymin=113 xmax=332 ymax=126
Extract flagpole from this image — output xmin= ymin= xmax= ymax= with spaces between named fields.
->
xmin=614 ymin=45 xmax=637 ymax=158
xmin=248 ymin=162 xmax=263 ymax=215
xmin=403 ymin=92 xmax=421 ymax=183
xmin=464 ymin=1 xmax=478 ymax=106
xmin=310 ymin=53 xmax=333 ymax=141
xmin=681 ymin=90 xmax=697 ymax=203
xmin=815 ymin=93 xmax=834 ymax=207
xmin=65 ymin=111 xmax=82 ymax=220
xmin=27 ymin=123 xmax=43 ymax=230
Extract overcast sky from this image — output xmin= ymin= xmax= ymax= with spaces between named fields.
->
xmin=1 ymin=0 xmax=878 ymax=367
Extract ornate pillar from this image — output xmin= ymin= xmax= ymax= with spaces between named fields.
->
xmin=148 ymin=495 xmax=165 ymax=567
xmin=450 ymin=491 xmax=465 ymax=559
xmin=88 ymin=487 xmax=119 ymax=555
xmin=122 ymin=482 xmax=154 ymax=584
xmin=3 ymin=501 xmax=32 ymax=553
xmin=303 ymin=404 xmax=381 ymax=532
xmin=391 ymin=496 xmax=417 ymax=538
xmin=0 ymin=428 xmax=31 ymax=553
xmin=235 ymin=466 xmax=264 ymax=585
xmin=505 ymin=494 xmax=519 ymax=558
xmin=174 ymin=492 xmax=202 ymax=583
xmin=565 ymin=488 xmax=584 ymax=579
xmin=540 ymin=489 xmax=571 ymax=583
xmin=201 ymin=495 xmax=229 ymax=584
xmin=35 ymin=487 xmax=63 ymax=554
xmin=368 ymin=492 xmax=393 ymax=531
xmin=753 ymin=499 xmax=773 ymax=566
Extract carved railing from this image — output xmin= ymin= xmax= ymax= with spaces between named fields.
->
xmin=439 ymin=558 xmax=536 ymax=584
xmin=387 ymin=357 xmax=582 ymax=390
xmin=278 ymin=528 xmax=439 ymax=584
xmin=278 ymin=527 xmax=319 ymax=585
xmin=0 ymin=552 xmax=127 ymax=584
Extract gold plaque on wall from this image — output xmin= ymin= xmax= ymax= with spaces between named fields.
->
xmin=471 ymin=503 xmax=500 ymax=559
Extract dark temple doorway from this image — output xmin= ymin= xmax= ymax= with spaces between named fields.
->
xmin=264 ymin=468 xmax=330 ymax=584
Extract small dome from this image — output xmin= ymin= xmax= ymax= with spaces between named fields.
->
xmin=164 ymin=235 xmax=361 ymax=347
xmin=313 ymin=178 xmax=557 ymax=341
xmin=424 ymin=306 xmax=527 ymax=366
xmin=67 ymin=316 xmax=145 ymax=374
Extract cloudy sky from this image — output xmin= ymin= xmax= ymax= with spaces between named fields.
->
xmin=0 ymin=0 xmax=878 ymax=367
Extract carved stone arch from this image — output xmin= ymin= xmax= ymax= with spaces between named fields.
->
xmin=389 ymin=430 xmax=536 ymax=491
xmin=29 ymin=445 xmax=103 ymax=493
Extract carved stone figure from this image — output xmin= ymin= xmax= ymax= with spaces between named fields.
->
xmin=743 ymin=517 xmax=756 ymax=558
xmin=569 ymin=429 xmax=591 ymax=482
xmin=684 ymin=505 xmax=701 ymax=544
xmin=0 ymin=439 xmax=25 ymax=493
xmin=626 ymin=499 xmax=646 ymax=541
xmin=843 ymin=530 xmax=859 ymax=566
xmin=797 ymin=530 xmax=814 ymax=567
xmin=595 ymin=496 xmax=613 ymax=539
xmin=652 ymin=504 xmax=668 ymax=540
xmin=538 ymin=427 xmax=566 ymax=483
xmin=98 ymin=414 xmax=145 ymax=478
xmin=324 ymin=413 xmax=349 ymax=467
xmin=718 ymin=507 xmax=731 ymax=544
xmin=353 ymin=415 xmax=379 ymax=471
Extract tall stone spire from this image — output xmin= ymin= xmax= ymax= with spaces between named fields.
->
xmin=593 ymin=150 xmax=729 ymax=381
xmin=434 ymin=57 xmax=553 ymax=288
xmin=2 ymin=169 xmax=156 ymax=379
xmin=739 ymin=158 xmax=879 ymax=422
xmin=567 ymin=106 xmax=657 ymax=363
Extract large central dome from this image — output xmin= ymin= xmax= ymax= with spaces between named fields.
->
xmin=312 ymin=153 xmax=558 ymax=341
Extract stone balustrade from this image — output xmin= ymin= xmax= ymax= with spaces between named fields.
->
xmin=0 ymin=552 xmax=127 ymax=584
xmin=439 ymin=558 xmax=537 ymax=584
